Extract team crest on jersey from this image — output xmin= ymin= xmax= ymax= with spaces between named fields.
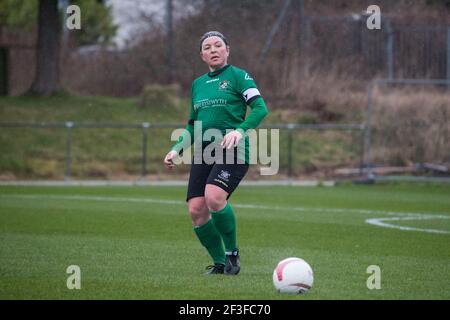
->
xmin=219 ymin=80 xmax=229 ymax=90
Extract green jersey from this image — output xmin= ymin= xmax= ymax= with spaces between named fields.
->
xmin=172 ymin=64 xmax=268 ymax=163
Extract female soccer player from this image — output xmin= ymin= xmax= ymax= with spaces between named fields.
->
xmin=164 ymin=31 xmax=268 ymax=275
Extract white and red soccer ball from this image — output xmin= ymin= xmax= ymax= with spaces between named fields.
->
xmin=273 ymin=257 xmax=314 ymax=294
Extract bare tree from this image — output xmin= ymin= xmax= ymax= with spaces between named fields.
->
xmin=29 ymin=0 xmax=62 ymax=95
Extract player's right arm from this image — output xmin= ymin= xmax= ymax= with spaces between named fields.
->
xmin=164 ymin=120 xmax=194 ymax=169
xmin=164 ymin=85 xmax=197 ymax=169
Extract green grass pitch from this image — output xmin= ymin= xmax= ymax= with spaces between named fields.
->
xmin=0 ymin=183 xmax=449 ymax=299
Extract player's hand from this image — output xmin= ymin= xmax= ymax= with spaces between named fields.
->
xmin=221 ymin=130 xmax=243 ymax=149
xmin=164 ymin=150 xmax=178 ymax=169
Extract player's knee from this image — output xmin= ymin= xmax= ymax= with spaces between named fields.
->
xmin=204 ymin=194 xmax=226 ymax=212
xmin=188 ymin=205 xmax=203 ymax=217
xmin=188 ymin=202 xmax=209 ymax=226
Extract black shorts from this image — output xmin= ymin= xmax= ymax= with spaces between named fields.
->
xmin=186 ymin=148 xmax=249 ymax=202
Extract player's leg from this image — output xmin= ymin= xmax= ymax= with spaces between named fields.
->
xmin=204 ymin=184 xmax=234 ymax=249
xmin=205 ymin=160 xmax=249 ymax=275
xmin=187 ymin=162 xmax=225 ymax=274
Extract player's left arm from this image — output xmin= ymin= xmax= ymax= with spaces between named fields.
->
xmin=222 ymin=70 xmax=268 ymax=149
xmin=237 ymin=95 xmax=268 ymax=132
xmin=236 ymin=69 xmax=269 ymax=131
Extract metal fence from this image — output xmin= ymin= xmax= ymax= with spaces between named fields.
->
xmin=1 ymin=78 xmax=449 ymax=182
xmin=262 ymin=6 xmax=450 ymax=81
xmin=301 ymin=18 xmax=450 ymax=80
xmin=0 ymin=122 xmax=364 ymax=180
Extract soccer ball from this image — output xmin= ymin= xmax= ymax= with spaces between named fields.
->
xmin=273 ymin=257 xmax=314 ymax=294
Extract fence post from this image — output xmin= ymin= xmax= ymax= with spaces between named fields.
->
xmin=359 ymin=124 xmax=366 ymax=176
xmin=287 ymin=124 xmax=294 ymax=178
xmin=141 ymin=122 xmax=150 ymax=178
xmin=65 ymin=121 xmax=74 ymax=181
xmin=259 ymin=0 xmax=292 ymax=64
xmin=364 ymin=82 xmax=375 ymax=179
xmin=447 ymin=27 xmax=450 ymax=89
xmin=298 ymin=0 xmax=305 ymax=49
xmin=385 ymin=18 xmax=394 ymax=80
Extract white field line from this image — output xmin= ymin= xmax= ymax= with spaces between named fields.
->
xmin=1 ymin=194 xmax=449 ymax=234
xmin=365 ymin=216 xmax=450 ymax=235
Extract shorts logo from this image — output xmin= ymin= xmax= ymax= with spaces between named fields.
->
xmin=218 ymin=170 xmax=231 ymax=181
xmin=219 ymin=80 xmax=229 ymax=90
